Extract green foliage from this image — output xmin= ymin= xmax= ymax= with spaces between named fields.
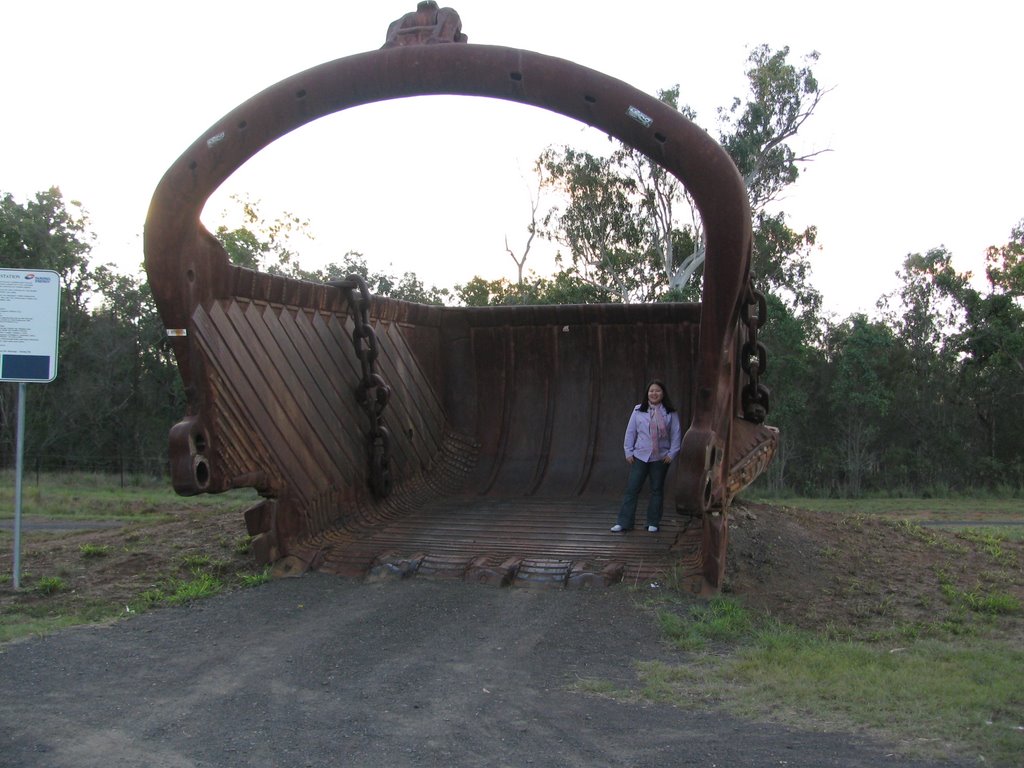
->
xmin=35 ymin=576 xmax=66 ymax=595
xmin=238 ymin=568 xmax=272 ymax=587
xmin=870 ymin=224 xmax=1024 ymax=493
xmin=128 ymin=573 xmax=225 ymax=608
xmin=0 ymin=600 xmax=122 ymax=643
xmin=957 ymin=529 xmax=1017 ymax=564
xmin=644 ymin=597 xmax=1024 ymax=765
xmin=79 ymin=543 xmax=110 ymax=558
xmin=527 ymin=46 xmax=827 ymax=308
xmin=537 ymin=146 xmax=655 ymax=302
xmin=658 ymin=597 xmax=754 ymax=650
xmin=823 ymin=315 xmax=898 ymax=496
xmin=719 ymin=45 xmax=824 ymax=209
xmin=214 ymin=197 xmax=451 ymax=304
xmin=233 ymin=536 xmax=254 ymax=556
xmin=1 ymin=189 xmax=96 ymax=466
xmin=180 ymin=554 xmax=212 ymax=570
xmin=214 ymin=194 xmax=312 ymax=276
xmin=0 ymin=187 xmax=93 ymax=319
xmin=453 ymin=269 xmax=614 ymax=306
xmin=164 ymin=573 xmax=223 ymax=605
xmin=936 ymin=570 xmax=1020 ymax=616
xmin=0 ymin=471 xmax=257 ymax=520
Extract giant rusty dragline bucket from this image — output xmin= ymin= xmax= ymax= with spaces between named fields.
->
xmin=144 ymin=5 xmax=777 ymax=594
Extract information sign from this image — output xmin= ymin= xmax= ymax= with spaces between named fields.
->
xmin=0 ymin=268 xmax=61 ymax=382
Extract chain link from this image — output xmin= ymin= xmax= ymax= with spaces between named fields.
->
xmin=331 ymin=275 xmax=393 ymax=497
xmin=740 ymin=280 xmax=770 ymax=423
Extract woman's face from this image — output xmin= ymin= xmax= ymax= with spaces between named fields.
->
xmin=647 ymin=384 xmax=664 ymax=405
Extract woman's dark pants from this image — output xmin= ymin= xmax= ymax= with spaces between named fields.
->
xmin=616 ymin=458 xmax=669 ymax=529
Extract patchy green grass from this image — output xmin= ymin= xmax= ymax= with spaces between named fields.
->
xmin=79 ymin=543 xmax=111 ymax=559
xmin=936 ymin=569 xmax=1021 ymax=616
xmin=35 ymin=575 xmax=66 ymax=595
xmin=658 ymin=596 xmax=753 ymax=651
xmin=886 ymin=518 xmax=968 ymax=552
xmin=165 ymin=573 xmax=224 ymax=605
xmin=1 ymin=473 xmax=266 ymax=644
xmin=0 ymin=599 xmax=124 ymax=643
xmin=0 ymin=470 xmax=258 ymax=523
xmin=753 ymin=495 xmax=1024 ymax=519
xmin=238 ymin=568 xmax=272 ymax=588
xmin=957 ymin=529 xmax=1020 ymax=562
xmin=638 ymin=597 xmax=1024 ymax=766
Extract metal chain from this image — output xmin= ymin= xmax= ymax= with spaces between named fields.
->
xmin=330 ymin=274 xmax=393 ymax=498
xmin=740 ymin=279 xmax=770 ymax=423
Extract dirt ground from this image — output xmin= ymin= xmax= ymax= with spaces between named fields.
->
xmin=0 ymin=501 xmax=1021 ymax=767
xmin=4 ymin=499 xmax=1021 ymax=638
xmin=725 ymin=502 xmax=1024 ymax=642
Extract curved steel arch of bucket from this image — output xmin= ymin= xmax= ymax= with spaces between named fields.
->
xmin=144 ymin=42 xmax=753 ymax=514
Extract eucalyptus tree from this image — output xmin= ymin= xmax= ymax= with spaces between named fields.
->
xmin=823 ymin=315 xmax=898 ymax=496
xmin=0 ymin=188 xmax=94 ymax=466
xmin=878 ymin=225 xmax=1024 ymax=490
xmin=214 ymin=197 xmax=450 ymax=304
xmin=952 ymin=222 xmax=1024 ymax=484
xmin=536 ymin=46 xmax=828 ymax=308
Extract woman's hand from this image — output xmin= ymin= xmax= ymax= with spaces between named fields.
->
xmin=663 ymin=456 xmax=672 ymax=464
xmin=625 ymin=456 xmax=634 ymax=464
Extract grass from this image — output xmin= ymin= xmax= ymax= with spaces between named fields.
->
xmin=936 ymin=569 xmax=1021 ymax=616
xmin=632 ymin=596 xmax=1024 ymax=766
xmin=748 ymin=496 xmax=1024 ymax=545
xmin=658 ymin=596 xmax=752 ymax=650
xmin=0 ymin=472 xmax=267 ymax=644
xmin=4 ymin=478 xmax=1022 ymax=763
xmin=79 ymin=543 xmax=110 ymax=558
xmin=886 ymin=518 xmax=968 ymax=552
xmin=0 ymin=600 xmax=124 ymax=643
xmin=631 ymin=490 xmax=1023 ymax=764
xmin=957 ymin=529 xmax=1019 ymax=563
xmin=35 ymin=575 xmax=66 ymax=595
xmin=752 ymin=495 xmax=1024 ymax=518
xmin=0 ymin=470 xmax=257 ymax=523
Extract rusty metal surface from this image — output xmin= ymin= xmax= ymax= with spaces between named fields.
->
xmin=143 ymin=7 xmax=777 ymax=592
xmin=311 ymin=497 xmax=704 ymax=591
xmin=383 ymin=1 xmax=468 ymax=48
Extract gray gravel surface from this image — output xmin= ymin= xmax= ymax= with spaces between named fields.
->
xmin=0 ymin=575 xmax=970 ymax=767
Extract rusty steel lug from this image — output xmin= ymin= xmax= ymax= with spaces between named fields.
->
xmin=416 ymin=554 xmax=473 ymax=581
xmin=167 ymin=417 xmax=211 ymax=496
xmin=143 ymin=6 xmax=778 ymax=594
xmin=567 ymin=561 xmax=626 ymax=589
xmin=369 ymin=552 xmax=425 ymax=580
xmin=271 ymin=555 xmax=311 ymax=579
xmin=466 ymin=556 xmax=521 ymax=586
xmin=513 ymin=559 xmax=572 ymax=588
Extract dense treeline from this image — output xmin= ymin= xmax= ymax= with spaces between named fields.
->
xmin=0 ymin=190 xmax=184 ymax=475
xmin=2 ymin=45 xmax=1020 ymax=496
xmin=2 ymin=186 xmax=1020 ymax=496
xmin=758 ymin=233 xmax=1024 ymax=495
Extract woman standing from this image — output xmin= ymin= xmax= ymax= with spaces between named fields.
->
xmin=611 ymin=380 xmax=682 ymax=533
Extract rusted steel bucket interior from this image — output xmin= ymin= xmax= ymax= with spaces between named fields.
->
xmin=144 ymin=10 xmax=777 ymax=594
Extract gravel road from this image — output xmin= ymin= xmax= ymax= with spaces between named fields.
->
xmin=0 ymin=575 xmax=969 ymax=767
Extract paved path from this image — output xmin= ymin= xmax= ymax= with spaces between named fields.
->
xmin=0 ymin=517 xmax=125 ymax=532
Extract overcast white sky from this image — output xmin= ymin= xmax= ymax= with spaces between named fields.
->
xmin=2 ymin=1 xmax=1021 ymax=318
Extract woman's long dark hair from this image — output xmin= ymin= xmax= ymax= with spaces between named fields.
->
xmin=638 ymin=379 xmax=676 ymax=413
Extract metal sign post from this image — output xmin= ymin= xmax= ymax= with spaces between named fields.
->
xmin=13 ymin=383 xmax=26 ymax=589
xmin=1 ymin=268 xmax=61 ymax=589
